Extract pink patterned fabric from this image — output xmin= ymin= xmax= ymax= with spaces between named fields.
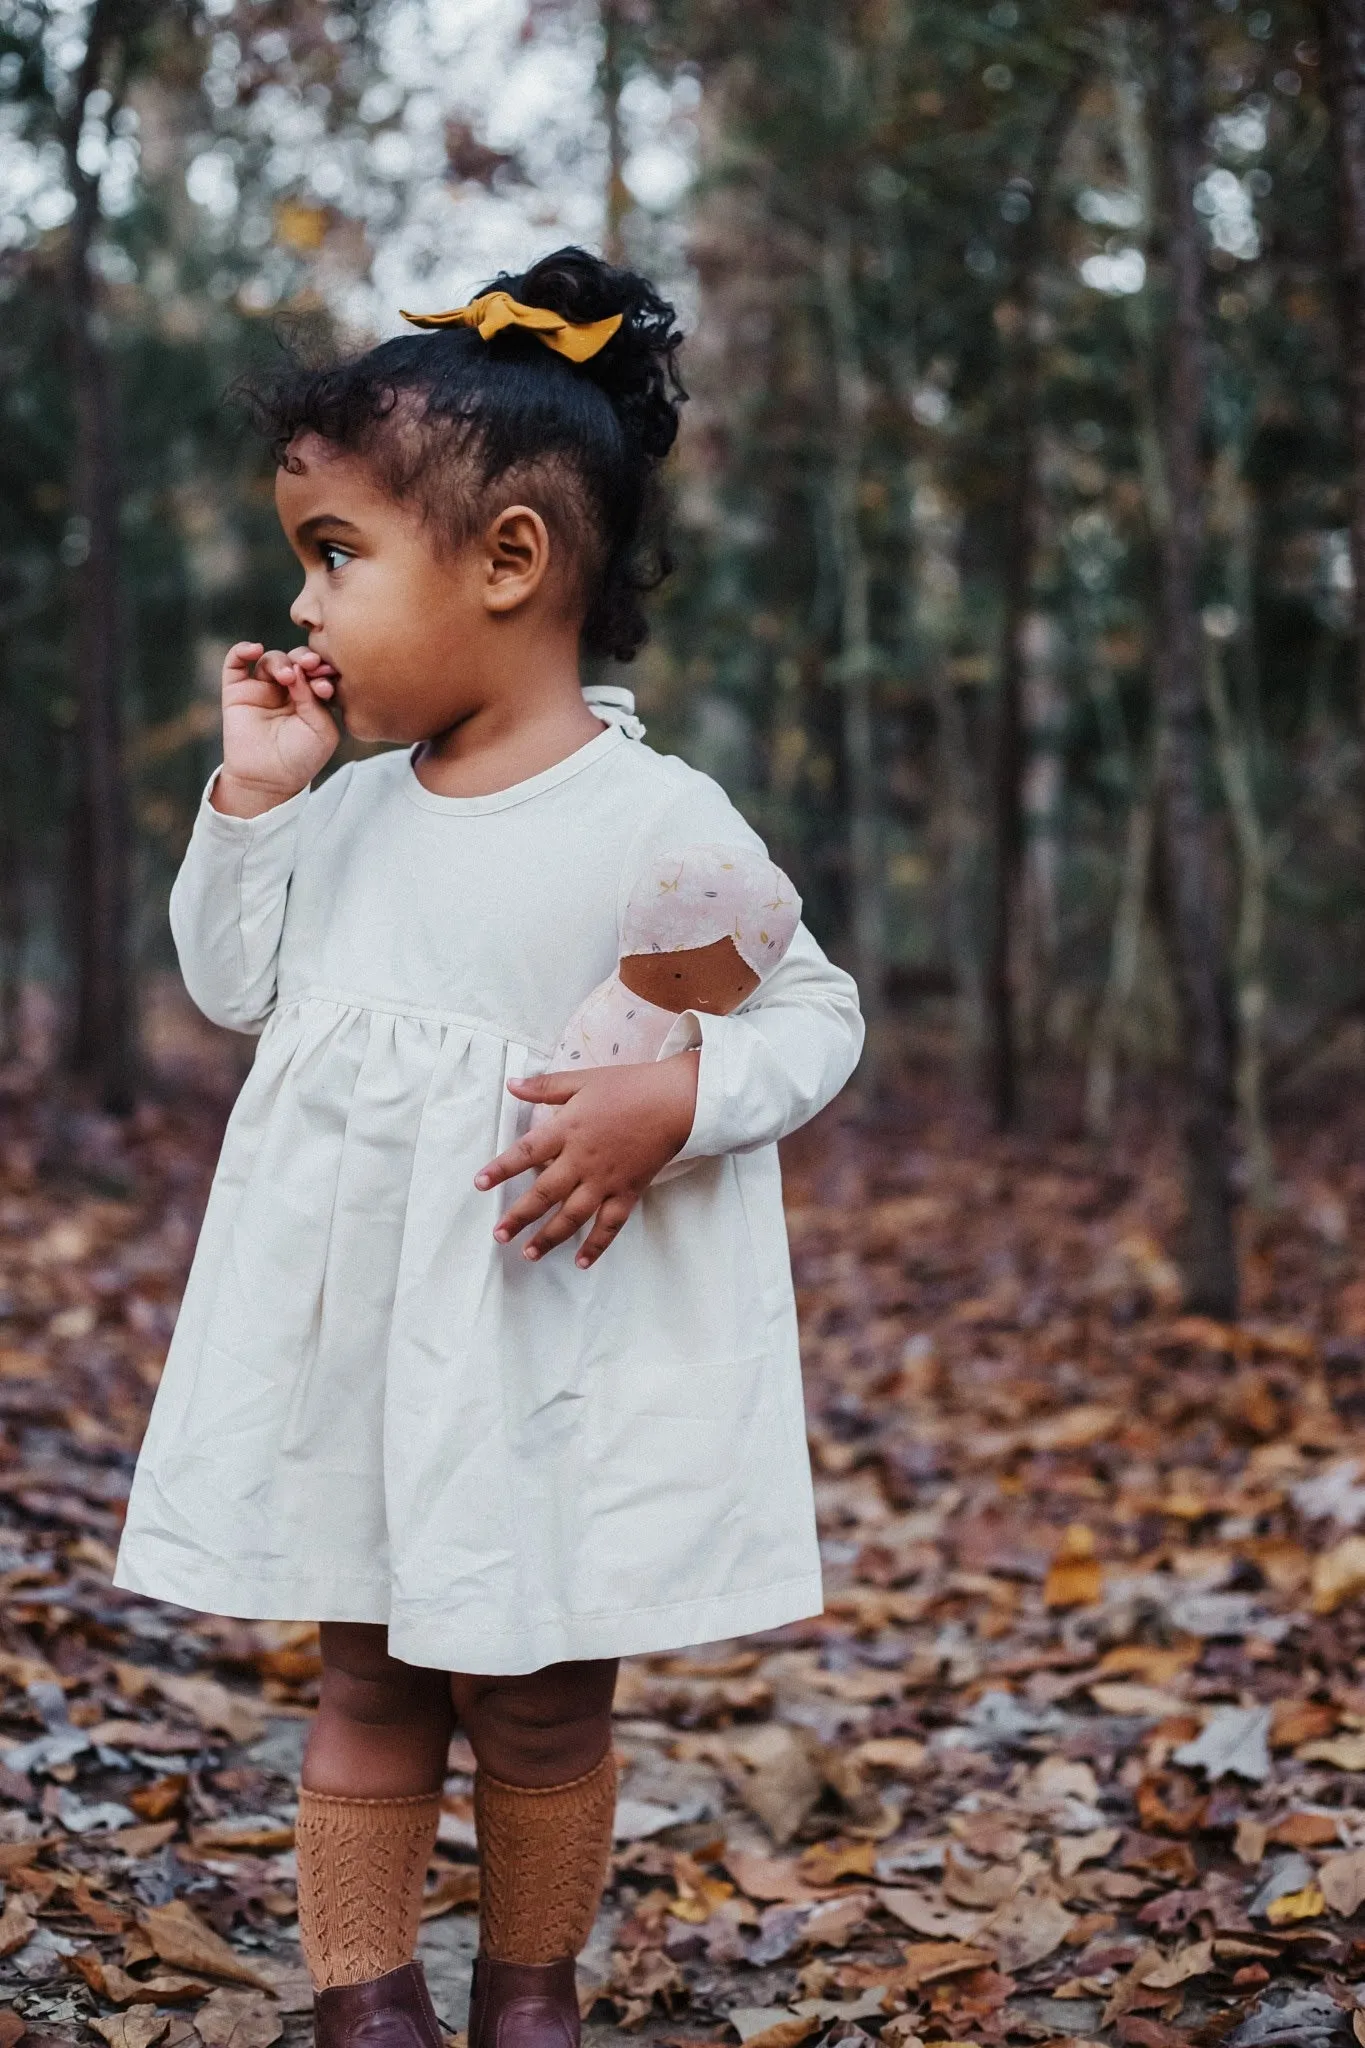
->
xmin=621 ymin=844 xmax=800 ymax=975
xmin=538 ymin=844 xmax=800 ymax=1096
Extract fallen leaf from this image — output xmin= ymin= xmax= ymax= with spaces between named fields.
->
xmin=1056 ymin=1828 xmax=1121 ymax=1879
xmin=1296 ymin=1733 xmax=1365 ymax=1771
xmin=728 ymin=2018 xmax=819 ymax=2048
xmin=1174 ymin=1706 xmax=1272 ymax=1783
xmin=948 ymin=1814 xmax=1028 ymax=1861
xmin=1264 ymin=1882 xmax=1326 ymax=1924
xmin=140 ymin=1900 xmax=276 ymax=1990
xmin=0 ymin=1841 xmax=57 ymax=1875
xmin=1310 ymin=1535 xmax=1365 ymax=1614
xmin=193 ymin=1989 xmax=284 ymax=2048
xmin=105 ymin=1822 xmax=180 ymax=1858
xmin=1318 ymin=1848 xmax=1365 ymax=1915
xmin=89 ymin=2011 xmax=170 ymax=2048
xmin=1096 ymin=1643 xmax=1199 ymax=1685
xmin=985 ymin=1891 xmax=1073 ymax=1970
xmin=669 ymin=1853 xmax=735 ymax=1923
xmin=1234 ymin=1819 xmax=1268 ymax=1866
xmin=1268 ymin=1700 xmax=1338 ymax=1749
xmin=1139 ymin=1938 xmax=1215 ymax=1988
xmin=797 ymin=1839 xmax=877 ymax=1886
xmin=1045 ymin=1525 xmax=1104 ymax=1610
xmin=847 ymin=1737 xmax=926 ymax=1776
xmin=0 ymin=2012 xmax=24 ymax=2048
xmin=1026 ymin=1405 xmax=1121 ymax=1451
xmin=1267 ymin=1810 xmax=1339 ymax=1848
xmin=192 ymin=1817 xmax=294 ymax=1852
xmin=898 ymin=1940 xmax=998 ymax=1989
xmin=877 ymin=1890 xmax=987 ymax=1942
xmin=0 ymin=1898 xmax=36 ymax=1958
xmin=1090 ymin=1682 xmax=1194 ymax=1719
xmin=723 ymin=1725 xmax=822 ymax=1845
xmin=117 ymin=1667 xmax=264 ymax=1746
xmin=722 ymin=1851 xmax=819 ymax=1905
xmin=942 ymin=1846 xmax=1019 ymax=1909
xmin=129 ymin=1774 xmax=187 ymax=1821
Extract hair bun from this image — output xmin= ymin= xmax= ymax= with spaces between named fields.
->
xmin=485 ymin=246 xmax=685 ymax=460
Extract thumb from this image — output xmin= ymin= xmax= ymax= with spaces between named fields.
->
xmin=507 ymin=1069 xmax=585 ymax=1105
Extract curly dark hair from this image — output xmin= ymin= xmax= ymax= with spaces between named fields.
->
xmin=239 ymin=247 xmax=686 ymax=662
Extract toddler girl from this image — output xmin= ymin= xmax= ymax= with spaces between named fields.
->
xmin=114 ymin=247 xmax=862 ymax=2048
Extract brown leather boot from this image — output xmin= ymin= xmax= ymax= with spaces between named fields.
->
xmin=466 ymin=1955 xmax=578 ymax=2048
xmin=313 ymin=1961 xmax=447 ymax=2048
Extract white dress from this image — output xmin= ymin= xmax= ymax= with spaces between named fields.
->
xmin=114 ymin=723 xmax=863 ymax=1673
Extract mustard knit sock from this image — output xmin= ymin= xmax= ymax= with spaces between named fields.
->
xmin=294 ymin=1787 xmax=441 ymax=1989
xmin=474 ymin=1750 xmax=617 ymax=1964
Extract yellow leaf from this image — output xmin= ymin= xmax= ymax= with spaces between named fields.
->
xmin=1044 ymin=1525 xmax=1104 ymax=1609
xmin=798 ymin=1839 xmax=878 ymax=1886
xmin=668 ymin=1853 xmax=734 ymax=1924
xmin=1265 ymin=1883 xmax=1326 ymax=1924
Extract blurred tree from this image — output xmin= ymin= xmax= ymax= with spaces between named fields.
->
xmin=1316 ymin=0 xmax=1365 ymax=721
xmin=1151 ymin=0 xmax=1237 ymax=1314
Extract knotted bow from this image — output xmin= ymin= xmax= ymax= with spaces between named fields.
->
xmin=399 ymin=289 xmax=623 ymax=364
xmin=582 ymin=684 xmax=645 ymax=740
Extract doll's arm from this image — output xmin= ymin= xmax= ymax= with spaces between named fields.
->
xmin=657 ymin=922 xmax=863 ymax=1160
xmin=169 ymin=767 xmax=314 ymax=1033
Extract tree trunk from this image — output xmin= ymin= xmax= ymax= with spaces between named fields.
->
xmin=601 ymin=0 xmax=628 ymax=265
xmin=1152 ymin=0 xmax=1238 ymax=1315
xmin=0 ymin=747 xmax=21 ymax=1067
xmin=822 ymin=216 xmax=885 ymax=1097
xmin=1085 ymin=769 xmax=1154 ymax=1139
xmin=1315 ymin=0 xmax=1365 ymax=719
xmin=985 ymin=74 xmax=1081 ymax=1130
xmin=62 ymin=0 xmax=136 ymax=1113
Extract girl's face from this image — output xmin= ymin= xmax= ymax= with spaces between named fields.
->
xmin=276 ymin=434 xmax=552 ymax=745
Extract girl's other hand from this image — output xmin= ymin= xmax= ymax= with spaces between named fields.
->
xmin=212 ymin=641 xmax=340 ymax=819
xmin=473 ymin=1054 xmax=701 ymax=1267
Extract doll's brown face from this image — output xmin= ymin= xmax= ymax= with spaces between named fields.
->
xmin=618 ymin=936 xmax=760 ymax=1016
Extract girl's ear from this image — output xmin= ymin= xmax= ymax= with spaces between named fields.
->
xmin=483 ymin=504 xmax=551 ymax=613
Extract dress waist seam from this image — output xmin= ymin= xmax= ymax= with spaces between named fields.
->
xmin=270 ymin=988 xmax=555 ymax=1054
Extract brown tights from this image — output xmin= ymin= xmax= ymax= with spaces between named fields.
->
xmin=295 ymin=1624 xmax=617 ymax=1986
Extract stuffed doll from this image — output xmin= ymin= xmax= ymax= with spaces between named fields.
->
xmin=533 ymin=844 xmax=801 ymax=1124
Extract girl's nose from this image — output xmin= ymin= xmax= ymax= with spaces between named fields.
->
xmin=290 ymin=580 xmax=320 ymax=630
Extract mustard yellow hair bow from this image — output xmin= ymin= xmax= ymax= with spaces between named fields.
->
xmin=399 ymin=289 xmax=622 ymax=363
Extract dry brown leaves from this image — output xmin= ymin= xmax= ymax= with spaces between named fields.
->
xmin=1 ymin=1050 xmax=1365 ymax=2046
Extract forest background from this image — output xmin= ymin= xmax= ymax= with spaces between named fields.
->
xmin=5 ymin=0 xmax=1365 ymax=1316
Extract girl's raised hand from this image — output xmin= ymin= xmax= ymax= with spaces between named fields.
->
xmin=474 ymin=1054 xmax=701 ymax=1267
xmin=212 ymin=641 xmax=340 ymax=819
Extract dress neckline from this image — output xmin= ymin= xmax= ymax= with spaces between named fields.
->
xmin=402 ymin=721 xmax=624 ymax=815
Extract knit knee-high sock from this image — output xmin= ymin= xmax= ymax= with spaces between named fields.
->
xmin=294 ymin=1787 xmax=441 ymax=1989
xmin=474 ymin=1750 xmax=617 ymax=1964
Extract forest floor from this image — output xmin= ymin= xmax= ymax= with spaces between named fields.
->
xmin=0 ymin=1009 xmax=1364 ymax=2048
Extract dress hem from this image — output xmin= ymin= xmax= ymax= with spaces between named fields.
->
xmin=111 ymin=1549 xmax=824 ymax=1676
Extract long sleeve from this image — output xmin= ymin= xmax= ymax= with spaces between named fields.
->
xmin=168 ymin=772 xmax=311 ymax=1034
xmin=623 ymin=768 xmax=864 ymax=1161
xmin=659 ymin=922 xmax=863 ymax=1160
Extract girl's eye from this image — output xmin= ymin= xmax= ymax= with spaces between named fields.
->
xmin=319 ymin=542 xmax=352 ymax=573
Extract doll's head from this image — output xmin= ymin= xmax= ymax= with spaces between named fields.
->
xmin=240 ymin=249 xmax=685 ymax=743
xmin=616 ymin=845 xmax=801 ymax=1015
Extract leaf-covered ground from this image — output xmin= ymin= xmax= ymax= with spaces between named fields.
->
xmin=1 ymin=1024 xmax=1364 ymax=2048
